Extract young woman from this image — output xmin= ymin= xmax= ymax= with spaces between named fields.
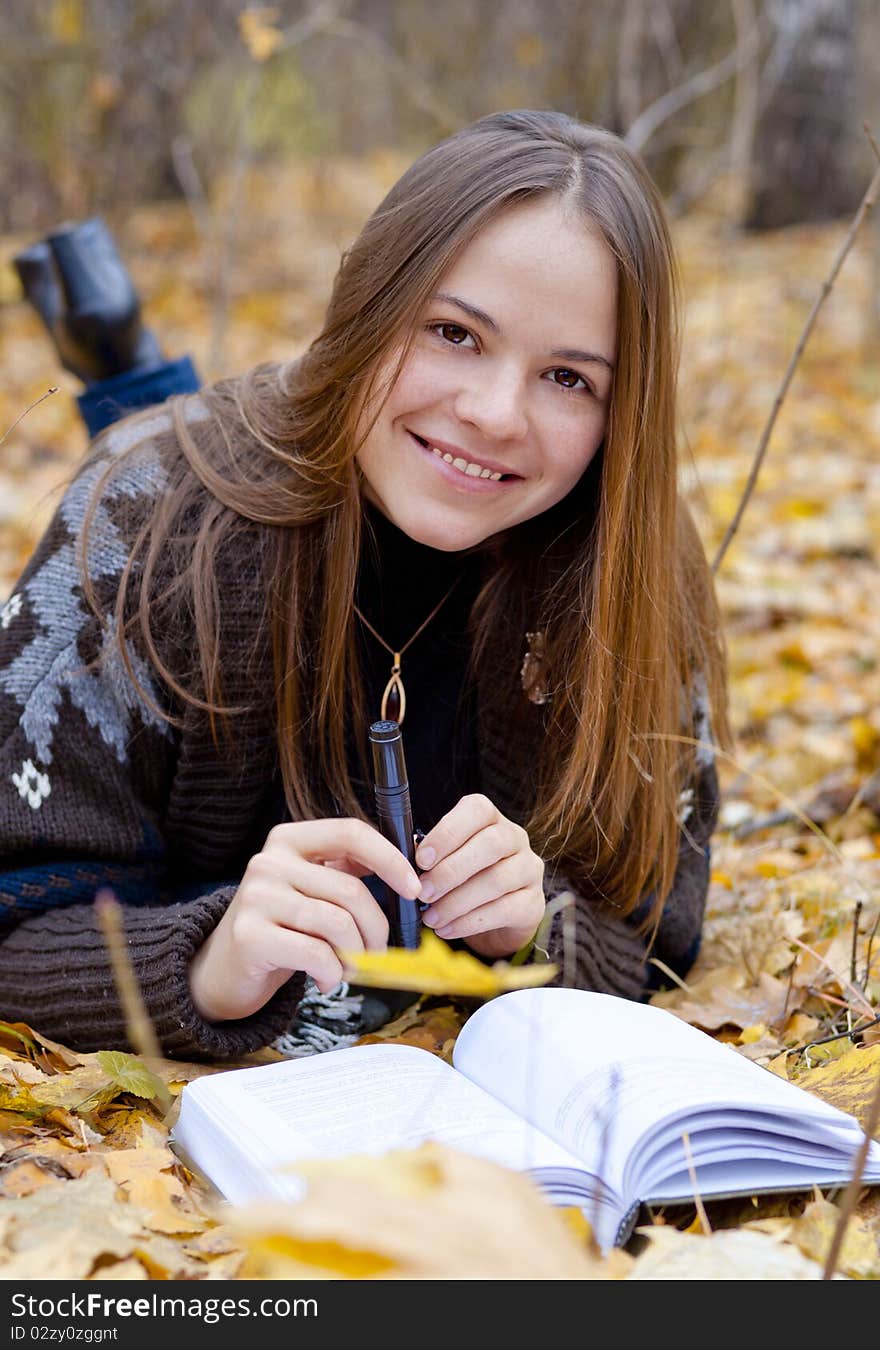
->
xmin=0 ymin=109 xmax=729 ymax=1059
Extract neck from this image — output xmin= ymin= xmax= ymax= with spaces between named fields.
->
xmin=356 ymin=497 xmax=482 ymax=646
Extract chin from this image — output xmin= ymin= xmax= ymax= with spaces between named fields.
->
xmin=373 ymin=497 xmax=487 ymax=552
xmin=406 ymin=518 xmax=484 ymax=552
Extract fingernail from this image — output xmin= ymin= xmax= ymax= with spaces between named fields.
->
xmin=417 ymin=845 xmax=436 ymax=868
xmin=436 ymin=925 xmax=455 ymax=939
xmin=422 ymin=907 xmax=437 ymax=926
xmin=419 ymin=881 xmax=436 ymax=903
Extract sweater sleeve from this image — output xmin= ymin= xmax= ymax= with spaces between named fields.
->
xmin=0 ymin=887 xmax=306 ymax=1059
xmin=0 ymin=405 xmax=304 ymax=1058
xmin=537 ymin=754 xmax=720 ymax=1001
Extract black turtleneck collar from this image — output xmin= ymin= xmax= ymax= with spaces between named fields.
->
xmin=355 ymin=495 xmax=485 ymax=649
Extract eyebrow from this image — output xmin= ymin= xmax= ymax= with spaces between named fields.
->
xmin=432 ymin=291 xmax=615 ymax=372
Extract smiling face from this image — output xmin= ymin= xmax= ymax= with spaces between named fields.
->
xmin=354 ymin=194 xmax=618 ymax=551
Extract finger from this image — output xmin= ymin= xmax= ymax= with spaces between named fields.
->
xmin=288 ymin=859 xmax=389 ymax=949
xmin=415 ymin=793 xmax=501 ymax=870
xmin=279 ymin=932 xmax=346 ymax=994
xmin=431 ymin=888 xmax=538 ymax=941
xmin=245 ymin=855 xmax=388 ymax=949
xmin=228 ymin=918 xmax=346 ymax=996
xmin=266 ymin=819 xmax=421 ymax=899
xmin=421 ymin=854 xmax=525 ymax=929
xmin=419 ymin=820 xmax=517 ymax=905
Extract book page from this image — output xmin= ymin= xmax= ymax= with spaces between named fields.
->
xmin=173 ymin=1041 xmax=588 ymax=1208
xmin=452 ymin=987 xmax=880 ymax=1200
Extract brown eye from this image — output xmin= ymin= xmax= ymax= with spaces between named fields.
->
xmin=552 ymin=368 xmax=585 ymax=390
xmin=438 ymin=323 xmax=470 ymax=344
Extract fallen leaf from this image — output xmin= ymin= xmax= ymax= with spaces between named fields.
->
xmin=104 ymin=1147 xmax=209 ymax=1236
xmin=792 ymin=1043 xmax=880 ymax=1135
xmin=767 ymin=1197 xmax=880 ymax=1278
xmin=95 ymin=1051 xmax=172 ymax=1112
xmin=650 ymin=966 xmax=795 ymax=1032
xmin=228 ymin=1142 xmax=613 ymax=1280
xmin=626 ymin=1224 xmax=840 ymax=1279
xmin=340 ymin=929 xmax=557 ymax=998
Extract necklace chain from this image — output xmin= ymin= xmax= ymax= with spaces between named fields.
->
xmin=354 ymin=574 xmax=463 ymax=724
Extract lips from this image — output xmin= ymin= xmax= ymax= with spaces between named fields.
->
xmin=409 ymin=432 xmax=522 ymax=480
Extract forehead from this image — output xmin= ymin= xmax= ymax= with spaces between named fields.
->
xmin=435 ymin=197 xmax=617 ymax=346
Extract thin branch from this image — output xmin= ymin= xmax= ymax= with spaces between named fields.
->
xmin=822 ymin=1069 xmax=880 ymax=1280
xmin=790 ymin=936 xmax=875 ymax=1021
xmin=0 ymin=387 xmax=59 ymax=449
xmin=94 ymin=889 xmax=162 ymax=1061
xmin=713 ymin=139 xmax=880 ymax=573
xmin=865 ymin=912 xmax=880 ymax=988
xmin=680 ymin=1130 xmax=712 ymax=1235
xmin=773 ymin=950 xmax=799 ymax=1032
xmin=323 ymin=16 xmax=460 ymax=131
xmin=851 ymin=902 xmax=863 ymax=986
xmin=624 ymin=17 xmax=762 ymax=153
xmin=789 ymin=1012 xmax=880 ymax=1058
xmin=647 ymin=956 xmax=693 ymax=993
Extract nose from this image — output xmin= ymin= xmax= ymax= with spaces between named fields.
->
xmin=453 ymin=363 xmax=529 ymax=443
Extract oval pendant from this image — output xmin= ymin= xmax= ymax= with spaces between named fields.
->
xmin=381 ymin=671 xmax=406 ymax=724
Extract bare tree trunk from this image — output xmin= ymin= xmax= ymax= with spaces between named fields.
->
xmin=745 ymin=0 xmax=861 ymax=229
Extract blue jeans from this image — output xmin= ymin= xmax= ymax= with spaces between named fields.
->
xmin=78 ymin=356 xmax=201 ymax=438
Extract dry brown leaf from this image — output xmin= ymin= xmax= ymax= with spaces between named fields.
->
xmin=228 ymin=1142 xmax=616 ymax=1280
xmin=626 ymin=1224 xmax=839 ymax=1279
xmin=651 ymin=966 xmax=796 ymax=1032
xmin=356 ymin=1002 xmax=469 ymax=1062
xmin=104 ymin=1146 xmax=209 ymax=1235
xmin=753 ymin=1197 xmax=880 ymax=1278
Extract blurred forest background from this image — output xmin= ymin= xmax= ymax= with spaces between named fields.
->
xmin=3 ymin=0 xmax=880 ymax=1279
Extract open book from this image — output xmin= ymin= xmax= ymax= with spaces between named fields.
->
xmin=171 ymin=987 xmax=880 ymax=1250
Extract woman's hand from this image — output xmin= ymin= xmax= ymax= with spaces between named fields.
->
xmin=188 ymin=819 xmax=421 ymax=1023
xmin=416 ymin=794 xmax=546 ymax=959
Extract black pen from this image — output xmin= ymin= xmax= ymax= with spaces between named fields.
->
xmin=369 ymin=719 xmax=422 ymax=949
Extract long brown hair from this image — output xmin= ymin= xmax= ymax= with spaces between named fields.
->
xmin=83 ymin=109 xmax=730 ymax=925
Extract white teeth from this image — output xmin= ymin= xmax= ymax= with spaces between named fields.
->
xmin=430 ymin=446 xmax=503 ymax=480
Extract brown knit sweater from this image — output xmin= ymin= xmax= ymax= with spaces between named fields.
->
xmin=0 ymin=396 xmax=720 ymax=1058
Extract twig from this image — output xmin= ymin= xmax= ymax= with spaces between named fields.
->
xmin=680 ymin=1130 xmax=712 ymax=1235
xmin=94 ymin=889 xmax=162 ymax=1061
xmin=790 ymin=1013 xmax=880 ymax=1059
xmin=712 ymin=139 xmax=880 ymax=573
xmin=624 ymin=16 xmax=762 ymax=153
xmin=822 ymin=1068 xmax=880 ymax=1279
xmin=324 ymin=16 xmax=459 ymax=132
xmin=851 ymin=902 xmax=863 ymax=986
xmin=864 ymin=911 xmax=880 ymax=988
xmin=790 ymin=937 xmax=875 ymax=1020
xmin=647 ymin=956 xmax=692 ymax=993
xmin=0 ymin=387 xmax=59 ymax=449
xmin=773 ymin=950 xmax=799 ymax=1032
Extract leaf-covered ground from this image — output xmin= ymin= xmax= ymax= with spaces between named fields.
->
xmin=1 ymin=158 xmax=879 ymax=1279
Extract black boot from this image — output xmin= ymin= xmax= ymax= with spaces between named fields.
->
xmin=14 ymin=217 xmax=163 ymax=385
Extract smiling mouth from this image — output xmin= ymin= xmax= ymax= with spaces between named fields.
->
xmin=409 ymin=433 xmax=520 ymax=481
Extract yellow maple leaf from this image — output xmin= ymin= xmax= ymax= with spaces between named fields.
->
xmin=339 ymin=928 xmax=556 ymax=998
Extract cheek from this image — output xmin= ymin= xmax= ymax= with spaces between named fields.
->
xmin=541 ymin=406 xmax=606 ymax=485
xmin=387 ymin=348 xmax=458 ymax=414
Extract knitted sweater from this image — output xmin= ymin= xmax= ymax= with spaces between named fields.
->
xmin=0 ymin=395 xmax=720 ymax=1058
